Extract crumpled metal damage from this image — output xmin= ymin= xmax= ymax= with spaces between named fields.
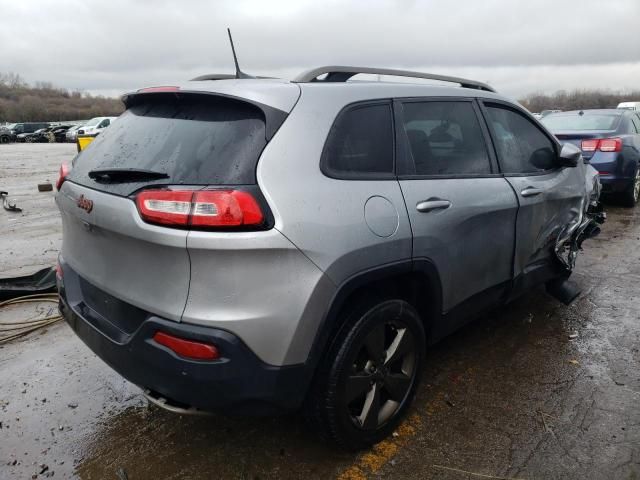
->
xmin=554 ymin=165 xmax=606 ymax=270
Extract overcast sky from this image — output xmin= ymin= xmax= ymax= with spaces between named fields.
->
xmin=1 ymin=0 xmax=639 ymax=99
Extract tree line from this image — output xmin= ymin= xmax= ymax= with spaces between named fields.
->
xmin=1 ymin=72 xmax=638 ymax=122
xmin=0 ymin=73 xmax=124 ymax=123
xmin=519 ymin=89 xmax=640 ymax=113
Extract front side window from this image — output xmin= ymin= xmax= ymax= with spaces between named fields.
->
xmin=322 ymin=103 xmax=394 ymax=177
xmin=486 ymin=105 xmax=557 ymax=174
xmin=401 ymin=101 xmax=491 ymax=175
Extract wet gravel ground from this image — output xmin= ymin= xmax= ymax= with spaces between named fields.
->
xmin=1 ymin=143 xmax=639 ymax=479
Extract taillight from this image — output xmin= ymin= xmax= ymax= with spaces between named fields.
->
xmin=581 ymin=138 xmax=622 ymax=153
xmin=135 ymin=189 xmax=265 ymax=229
xmin=56 ymin=162 xmax=70 ymax=190
xmin=153 ymin=331 xmax=220 ymax=360
xmin=581 ymin=139 xmax=598 ymax=152
xmin=599 ymin=138 xmax=622 ymax=152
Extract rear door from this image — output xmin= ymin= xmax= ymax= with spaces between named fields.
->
xmin=58 ymin=93 xmax=276 ymax=321
xmin=480 ymin=101 xmax=585 ymax=284
xmin=396 ymin=98 xmax=518 ymax=315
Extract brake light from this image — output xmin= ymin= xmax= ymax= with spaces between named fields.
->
xmin=135 ymin=189 xmax=264 ymax=228
xmin=153 ymin=331 xmax=220 ymax=360
xmin=581 ymin=138 xmax=622 ymax=153
xmin=137 ymin=86 xmax=180 ymax=93
xmin=55 ymin=261 xmax=63 ymax=280
xmin=599 ymin=138 xmax=622 ymax=152
xmin=56 ymin=162 xmax=70 ymax=190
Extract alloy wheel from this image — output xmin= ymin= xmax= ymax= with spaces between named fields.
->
xmin=345 ymin=320 xmax=416 ymax=430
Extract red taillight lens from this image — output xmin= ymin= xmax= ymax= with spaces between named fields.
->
xmin=136 ymin=190 xmax=193 ymax=226
xmin=191 ymin=190 xmax=264 ymax=227
xmin=135 ymin=189 xmax=264 ymax=229
xmin=581 ymin=138 xmax=622 ymax=153
xmin=581 ymin=139 xmax=599 ymax=152
xmin=153 ymin=331 xmax=220 ymax=360
xmin=56 ymin=162 xmax=70 ymax=190
xmin=55 ymin=261 xmax=63 ymax=280
xmin=598 ymin=138 xmax=622 ymax=152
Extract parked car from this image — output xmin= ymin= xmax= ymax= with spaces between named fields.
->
xmin=618 ymin=101 xmax=640 ymax=111
xmin=76 ymin=116 xmax=116 ymax=136
xmin=29 ymin=127 xmax=58 ymax=143
xmin=542 ymin=109 xmax=640 ymax=206
xmin=11 ymin=122 xmax=50 ymax=141
xmin=65 ymin=125 xmax=84 ymax=143
xmin=56 ymin=67 xmax=603 ymax=450
xmin=0 ymin=126 xmax=12 ymax=143
xmin=52 ymin=125 xmax=73 ymax=143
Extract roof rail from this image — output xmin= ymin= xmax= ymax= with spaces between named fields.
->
xmin=293 ymin=66 xmax=496 ymax=92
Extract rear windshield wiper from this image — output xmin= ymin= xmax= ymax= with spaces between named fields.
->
xmin=88 ymin=168 xmax=170 ymax=183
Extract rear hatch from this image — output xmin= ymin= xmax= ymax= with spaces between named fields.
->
xmin=57 ymin=86 xmax=296 ymax=322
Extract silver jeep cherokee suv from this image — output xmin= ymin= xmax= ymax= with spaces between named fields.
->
xmin=56 ymin=66 xmax=603 ymax=449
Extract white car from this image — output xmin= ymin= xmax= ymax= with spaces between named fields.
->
xmin=77 ymin=116 xmax=117 ymax=136
xmin=617 ymin=101 xmax=640 ymax=111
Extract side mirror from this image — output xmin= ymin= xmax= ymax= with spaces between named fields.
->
xmin=558 ymin=143 xmax=581 ymax=168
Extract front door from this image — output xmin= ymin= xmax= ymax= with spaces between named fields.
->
xmin=481 ymin=101 xmax=585 ymax=285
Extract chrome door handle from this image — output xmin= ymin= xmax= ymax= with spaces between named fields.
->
xmin=520 ymin=187 xmax=543 ymax=197
xmin=416 ymin=199 xmax=451 ymax=213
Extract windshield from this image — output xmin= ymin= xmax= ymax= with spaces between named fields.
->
xmin=84 ymin=118 xmax=103 ymax=127
xmin=542 ymin=113 xmax=621 ymax=131
xmin=67 ymin=94 xmax=268 ymax=196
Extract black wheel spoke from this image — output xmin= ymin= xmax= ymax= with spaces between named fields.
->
xmin=346 ymin=373 xmax=373 ymax=403
xmin=364 ymin=324 xmax=386 ymax=360
xmin=384 ymin=373 xmax=411 ymax=401
xmin=359 ymin=383 xmax=381 ymax=430
xmin=384 ymin=328 xmax=413 ymax=367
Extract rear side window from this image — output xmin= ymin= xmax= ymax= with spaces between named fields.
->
xmin=68 ymin=95 xmax=267 ymax=196
xmin=322 ymin=103 xmax=394 ymax=178
xmin=485 ymin=105 xmax=557 ymax=174
xmin=401 ymin=101 xmax=491 ymax=176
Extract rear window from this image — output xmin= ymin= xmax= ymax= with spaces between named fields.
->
xmin=68 ymin=95 xmax=267 ymax=196
xmin=542 ymin=113 xmax=621 ymax=131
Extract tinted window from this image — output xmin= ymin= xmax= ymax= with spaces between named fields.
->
xmin=401 ymin=101 xmax=491 ymax=175
xmin=68 ymin=95 xmax=267 ymax=197
xmin=486 ymin=106 xmax=556 ymax=174
xmin=542 ymin=113 xmax=621 ymax=131
xmin=323 ymin=103 xmax=393 ymax=177
xmin=630 ymin=115 xmax=640 ymax=133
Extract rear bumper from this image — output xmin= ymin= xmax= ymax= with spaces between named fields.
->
xmin=58 ymin=260 xmax=310 ymax=414
xmin=599 ymin=175 xmax=631 ymax=193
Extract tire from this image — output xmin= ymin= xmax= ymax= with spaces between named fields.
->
xmin=621 ymin=167 xmax=640 ymax=208
xmin=307 ymin=298 xmax=425 ymax=450
xmin=0 ymin=135 xmax=9 ymax=144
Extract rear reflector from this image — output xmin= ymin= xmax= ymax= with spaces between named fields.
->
xmin=153 ymin=331 xmax=220 ymax=360
xmin=581 ymin=138 xmax=622 ymax=153
xmin=56 ymin=162 xmax=70 ymax=190
xmin=136 ymin=189 xmax=264 ymax=229
xmin=55 ymin=261 xmax=63 ymax=281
